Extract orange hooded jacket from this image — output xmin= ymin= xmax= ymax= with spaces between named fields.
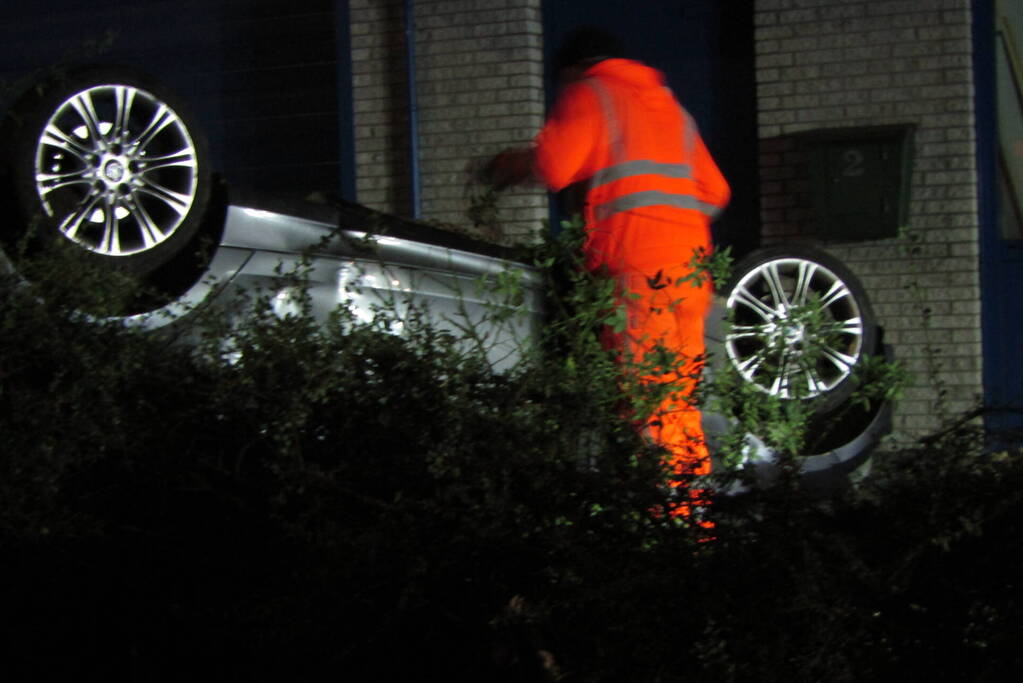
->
xmin=532 ymin=58 xmax=731 ymax=487
xmin=533 ymin=58 xmax=730 ymax=274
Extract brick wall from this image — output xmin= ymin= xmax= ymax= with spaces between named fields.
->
xmin=754 ymin=0 xmax=982 ymax=440
xmin=349 ymin=0 xmax=548 ymax=243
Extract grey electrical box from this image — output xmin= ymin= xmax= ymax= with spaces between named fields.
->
xmin=802 ymin=125 xmax=915 ymax=242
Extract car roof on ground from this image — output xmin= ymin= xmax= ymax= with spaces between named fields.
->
xmin=227 ymin=186 xmax=530 ymax=263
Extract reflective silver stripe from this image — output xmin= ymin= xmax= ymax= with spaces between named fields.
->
xmin=585 ymin=79 xmax=626 ymax=163
xmin=681 ymin=107 xmax=696 ymax=161
xmin=584 ymin=81 xmax=719 ymax=223
xmin=589 ymin=159 xmax=692 ymax=187
xmin=593 ymin=190 xmax=724 ymax=222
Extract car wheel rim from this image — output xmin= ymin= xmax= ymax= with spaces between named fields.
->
xmin=725 ymin=257 xmax=865 ymax=400
xmin=33 ymin=83 xmax=200 ymax=257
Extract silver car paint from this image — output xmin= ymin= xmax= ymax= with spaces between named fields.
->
xmin=43 ymin=202 xmax=885 ymax=491
xmin=122 ymin=204 xmax=543 ymax=373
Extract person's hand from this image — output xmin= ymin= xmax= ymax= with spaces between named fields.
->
xmin=472 ymin=147 xmax=534 ymax=190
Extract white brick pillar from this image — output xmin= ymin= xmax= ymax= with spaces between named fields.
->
xmin=350 ymin=0 xmax=548 ymax=244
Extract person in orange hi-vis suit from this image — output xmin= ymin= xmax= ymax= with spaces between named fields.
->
xmin=480 ymin=28 xmax=730 ymax=519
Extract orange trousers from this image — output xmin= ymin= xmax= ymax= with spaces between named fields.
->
xmin=602 ymin=260 xmax=713 ymax=515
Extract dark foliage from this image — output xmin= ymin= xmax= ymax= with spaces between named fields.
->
xmin=2 ymin=239 xmax=1023 ymax=682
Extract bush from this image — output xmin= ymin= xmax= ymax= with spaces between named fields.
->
xmin=2 ymin=230 xmax=1022 ymax=682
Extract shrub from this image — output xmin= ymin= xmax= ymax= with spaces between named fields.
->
xmin=2 ymin=227 xmax=1021 ymax=682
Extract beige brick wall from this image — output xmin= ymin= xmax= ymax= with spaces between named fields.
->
xmin=754 ymin=0 xmax=982 ymax=440
xmin=349 ymin=0 xmax=548 ymax=243
xmin=351 ymin=0 xmax=412 ymax=216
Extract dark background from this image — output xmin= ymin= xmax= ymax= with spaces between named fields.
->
xmin=0 ymin=0 xmax=355 ymax=200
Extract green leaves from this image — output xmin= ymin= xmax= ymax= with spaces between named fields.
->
xmin=684 ymin=244 xmax=733 ymax=291
xmin=4 ymin=217 xmax=1014 ymax=681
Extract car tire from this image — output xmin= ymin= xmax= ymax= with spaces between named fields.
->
xmin=1 ymin=66 xmax=211 ymax=276
xmin=722 ymin=244 xmax=878 ymax=414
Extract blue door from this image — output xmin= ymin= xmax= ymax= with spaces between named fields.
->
xmin=976 ymin=0 xmax=1023 ymax=429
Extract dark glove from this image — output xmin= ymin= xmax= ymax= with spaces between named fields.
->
xmin=474 ymin=148 xmax=534 ymax=190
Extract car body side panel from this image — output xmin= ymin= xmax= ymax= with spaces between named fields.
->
xmin=125 ymin=204 xmax=543 ymax=373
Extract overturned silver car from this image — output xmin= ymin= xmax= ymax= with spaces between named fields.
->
xmin=1 ymin=66 xmax=891 ymax=493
